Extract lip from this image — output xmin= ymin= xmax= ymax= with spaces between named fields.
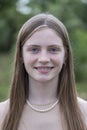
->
xmin=34 ymin=66 xmax=54 ymax=74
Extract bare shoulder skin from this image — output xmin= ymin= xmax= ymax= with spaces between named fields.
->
xmin=0 ymin=100 xmax=9 ymax=121
xmin=77 ymin=97 xmax=87 ymax=126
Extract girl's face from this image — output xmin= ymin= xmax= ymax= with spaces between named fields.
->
xmin=22 ymin=28 xmax=65 ymax=82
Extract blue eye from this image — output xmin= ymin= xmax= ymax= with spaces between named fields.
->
xmin=31 ymin=48 xmax=39 ymax=53
xmin=49 ymin=48 xmax=57 ymax=53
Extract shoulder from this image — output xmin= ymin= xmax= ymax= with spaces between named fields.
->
xmin=77 ymin=97 xmax=87 ymax=110
xmin=0 ymin=99 xmax=9 ymax=109
xmin=0 ymin=99 xmax=9 ymax=120
xmin=77 ymin=97 xmax=87 ymax=125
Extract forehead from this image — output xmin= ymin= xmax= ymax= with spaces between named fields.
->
xmin=24 ymin=27 xmax=63 ymax=46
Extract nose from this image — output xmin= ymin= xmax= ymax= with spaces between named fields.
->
xmin=38 ymin=51 xmax=50 ymax=64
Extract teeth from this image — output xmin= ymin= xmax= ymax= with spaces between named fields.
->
xmin=34 ymin=67 xmax=54 ymax=73
xmin=38 ymin=68 xmax=51 ymax=73
xmin=38 ymin=67 xmax=51 ymax=70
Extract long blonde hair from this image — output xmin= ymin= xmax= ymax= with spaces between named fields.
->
xmin=2 ymin=13 xmax=86 ymax=130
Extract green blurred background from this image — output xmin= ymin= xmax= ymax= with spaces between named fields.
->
xmin=0 ymin=0 xmax=87 ymax=102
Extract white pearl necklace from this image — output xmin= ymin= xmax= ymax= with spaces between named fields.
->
xmin=26 ymin=99 xmax=59 ymax=113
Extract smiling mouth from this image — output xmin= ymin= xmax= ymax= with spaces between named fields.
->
xmin=34 ymin=67 xmax=54 ymax=73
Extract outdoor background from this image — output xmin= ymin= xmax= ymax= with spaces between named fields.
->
xmin=0 ymin=0 xmax=87 ymax=102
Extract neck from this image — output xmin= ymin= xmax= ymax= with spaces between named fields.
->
xmin=28 ymin=77 xmax=59 ymax=105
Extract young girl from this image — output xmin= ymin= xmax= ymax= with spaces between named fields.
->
xmin=0 ymin=13 xmax=87 ymax=130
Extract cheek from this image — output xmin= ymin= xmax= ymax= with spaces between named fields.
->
xmin=23 ymin=55 xmax=37 ymax=66
xmin=52 ymin=55 xmax=65 ymax=65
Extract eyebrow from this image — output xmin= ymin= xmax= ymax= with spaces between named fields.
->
xmin=25 ymin=44 xmax=62 ymax=48
xmin=25 ymin=45 xmax=40 ymax=48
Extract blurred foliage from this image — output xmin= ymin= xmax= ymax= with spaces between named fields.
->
xmin=0 ymin=0 xmax=87 ymax=83
xmin=0 ymin=0 xmax=17 ymax=11
xmin=73 ymin=29 xmax=87 ymax=82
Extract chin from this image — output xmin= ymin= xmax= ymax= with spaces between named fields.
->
xmin=34 ymin=76 xmax=54 ymax=83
